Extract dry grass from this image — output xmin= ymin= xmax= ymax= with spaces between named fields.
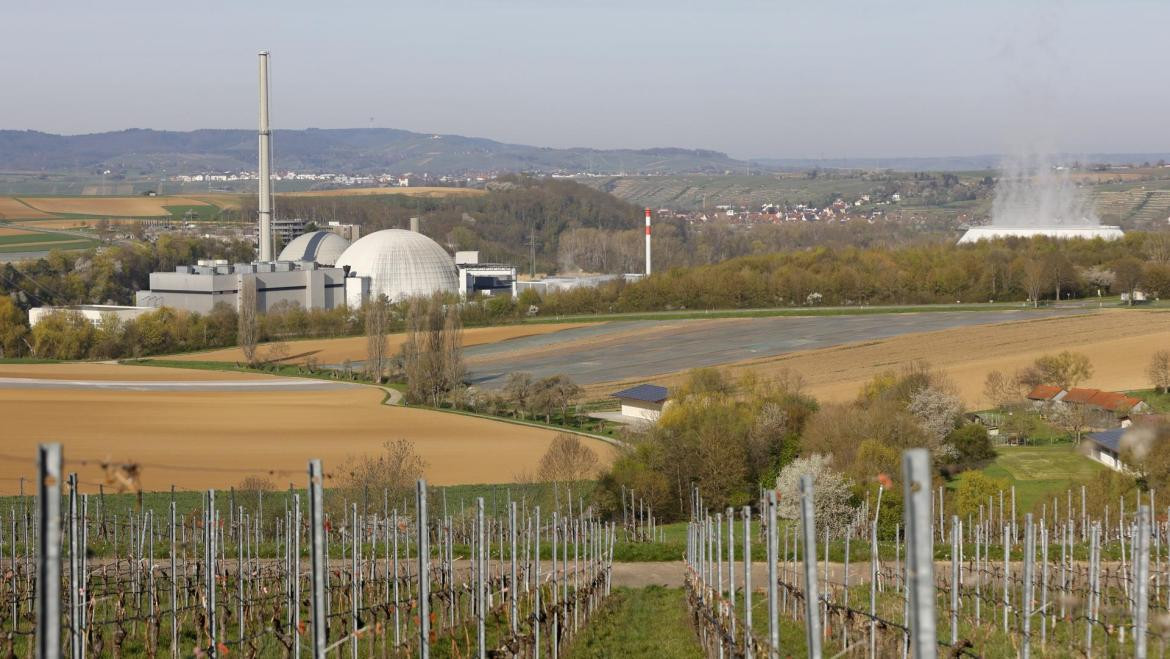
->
xmin=280 ymin=187 xmax=486 ymax=198
xmin=0 ymin=198 xmax=53 ymax=220
xmin=166 ymin=323 xmax=590 ymax=364
xmin=16 ymin=196 xmax=211 ymax=217
xmin=585 ymin=310 xmax=1170 ymax=409
xmin=0 ymin=386 xmax=616 ymax=493
xmin=0 ymin=228 xmax=35 ymax=237
xmin=11 ymin=219 xmax=98 ymax=229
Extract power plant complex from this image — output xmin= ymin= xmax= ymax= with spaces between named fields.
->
xmin=132 ymin=52 xmax=547 ymax=315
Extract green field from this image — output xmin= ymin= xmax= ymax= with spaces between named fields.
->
xmin=164 ymin=204 xmax=221 ymax=221
xmin=979 ymin=444 xmax=1103 ymax=512
xmin=0 ymin=238 xmax=98 ymax=253
xmin=565 ymin=587 xmax=702 ymax=659
xmin=0 ymin=232 xmax=83 ymax=246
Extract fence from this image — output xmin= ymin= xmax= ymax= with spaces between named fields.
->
xmin=686 ymin=447 xmax=1168 ymax=658
xmin=20 ymin=443 xmax=614 ymax=658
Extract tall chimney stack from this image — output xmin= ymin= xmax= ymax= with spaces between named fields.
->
xmin=409 ymin=217 xmax=420 ymax=233
xmin=644 ymin=207 xmax=652 ymax=276
xmin=257 ymin=51 xmax=274 ymax=262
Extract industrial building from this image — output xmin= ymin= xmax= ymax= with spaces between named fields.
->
xmin=456 ymin=251 xmax=517 ymax=297
xmin=136 ymin=259 xmax=350 ymax=313
xmin=957 ymin=225 xmax=1124 ymax=244
xmin=278 ymin=231 xmax=350 ymax=266
xmin=514 ymin=273 xmax=644 ymax=296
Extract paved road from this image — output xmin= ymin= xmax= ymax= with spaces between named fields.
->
xmin=465 ymin=309 xmax=1081 ymax=389
xmin=0 ymin=376 xmax=359 ymax=392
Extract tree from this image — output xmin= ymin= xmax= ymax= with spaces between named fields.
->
xmin=1113 ymin=257 xmax=1144 ymax=305
xmin=1148 ymin=350 xmax=1170 ymax=394
xmin=945 ymin=423 xmax=996 ymax=470
xmin=364 ymin=294 xmax=391 ymax=382
xmin=1048 ymin=400 xmax=1096 ymax=441
xmin=1020 ymin=257 xmax=1047 ymax=307
xmin=238 ymin=278 xmax=259 ymax=365
xmin=401 ymin=294 xmax=464 ymax=406
xmin=774 ymin=454 xmax=855 ymax=537
xmin=907 ymin=386 xmax=964 ymax=445
xmin=331 ymin=439 xmax=426 ymax=519
xmin=0 ymin=296 xmax=28 ymax=358
xmin=30 ymin=310 xmax=95 ymax=359
xmin=504 ymin=372 xmax=535 ymax=419
xmin=983 ymin=370 xmax=1023 ymax=409
xmin=1033 ymin=351 xmax=1093 ymax=389
xmin=954 ymin=471 xmax=1008 ymax=517
xmin=537 ymin=433 xmax=600 ymax=483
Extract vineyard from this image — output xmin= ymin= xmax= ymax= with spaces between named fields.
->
xmin=20 ymin=444 xmax=617 ymax=658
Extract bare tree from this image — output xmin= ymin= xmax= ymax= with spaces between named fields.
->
xmin=1021 ymin=257 xmax=1047 ymax=307
xmin=983 ymin=370 xmax=1023 ymax=409
xmin=1113 ymin=257 xmax=1144 ymax=305
xmin=1034 ymin=351 xmax=1094 ymax=389
xmin=504 ymin=372 xmax=534 ymax=419
xmin=401 ymin=294 xmax=464 ymax=406
xmin=332 ymin=439 xmax=426 ymax=519
xmin=1149 ymin=350 xmax=1170 ymax=394
xmin=365 ymin=294 xmax=391 ymax=383
xmin=537 ymin=433 xmax=600 ymax=483
xmin=238 ymin=278 xmax=259 ymax=365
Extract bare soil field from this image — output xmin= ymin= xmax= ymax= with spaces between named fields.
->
xmin=17 ymin=196 xmax=212 ymax=217
xmin=280 ymin=187 xmax=486 ymax=198
xmin=586 ymin=310 xmax=1170 ymax=408
xmin=0 ymin=198 xmax=53 ymax=220
xmin=11 ymin=218 xmax=98 ymax=229
xmin=0 ymin=228 xmax=35 ymax=237
xmin=0 ymin=386 xmax=615 ymax=493
xmin=166 ymin=323 xmax=590 ymax=364
xmin=0 ymin=363 xmax=274 ymax=381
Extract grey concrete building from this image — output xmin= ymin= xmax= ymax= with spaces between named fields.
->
xmin=135 ymin=259 xmax=350 ymax=313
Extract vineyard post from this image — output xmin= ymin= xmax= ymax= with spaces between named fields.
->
xmin=206 ymin=490 xmax=217 ymax=658
xmin=170 ymin=500 xmax=178 ymax=657
xmin=902 ymin=448 xmax=937 ymax=659
xmin=743 ymin=506 xmax=753 ymax=659
xmin=1022 ymin=514 xmax=1035 ymax=659
xmin=293 ymin=493 xmax=301 ymax=659
xmin=950 ymin=515 xmax=959 ymax=646
xmin=68 ymin=473 xmax=79 ymax=659
xmin=308 ymin=460 xmax=326 ymax=659
xmin=799 ymin=475 xmax=822 ymax=659
xmin=416 ymin=479 xmax=430 ymax=659
xmin=1136 ymin=505 xmax=1151 ymax=659
xmin=726 ymin=507 xmax=735 ymax=639
xmin=534 ymin=505 xmax=541 ymax=658
xmin=767 ymin=490 xmax=778 ymax=657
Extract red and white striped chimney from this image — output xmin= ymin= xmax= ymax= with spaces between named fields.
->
xmin=644 ymin=207 xmax=652 ymax=276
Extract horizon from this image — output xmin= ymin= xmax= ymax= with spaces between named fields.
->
xmin=3 ymin=1 xmax=1170 ymax=161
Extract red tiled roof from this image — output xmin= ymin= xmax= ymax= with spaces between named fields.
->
xmin=1089 ymin=391 xmax=1144 ymax=412
xmin=1027 ymin=385 xmax=1064 ymax=401
xmin=1061 ymin=388 xmax=1100 ymax=405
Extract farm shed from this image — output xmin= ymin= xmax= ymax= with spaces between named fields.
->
xmin=611 ymin=384 xmax=669 ymax=422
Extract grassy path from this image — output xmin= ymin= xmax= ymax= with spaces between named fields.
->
xmin=565 ymin=586 xmax=702 ymax=658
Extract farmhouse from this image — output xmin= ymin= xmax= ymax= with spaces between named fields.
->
xmin=611 ymin=384 xmax=669 ymax=422
xmin=1084 ymin=427 xmax=1127 ymax=471
xmin=1025 ymin=385 xmax=1149 ymax=415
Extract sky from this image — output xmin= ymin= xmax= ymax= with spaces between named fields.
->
xmin=2 ymin=0 xmax=1167 ymax=160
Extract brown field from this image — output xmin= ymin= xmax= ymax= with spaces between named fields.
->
xmin=166 ymin=323 xmax=591 ymax=364
xmin=16 ymin=196 xmax=212 ymax=217
xmin=0 ymin=227 xmax=35 ymax=237
xmin=11 ymin=219 xmax=100 ymax=229
xmin=186 ymin=194 xmax=243 ymax=210
xmin=0 ymin=385 xmax=616 ymax=493
xmin=280 ymin=187 xmax=487 ymax=198
xmin=586 ymin=310 xmax=1170 ymax=409
xmin=0 ymin=197 xmax=53 ymax=220
xmin=0 ymin=363 xmax=274 ymax=381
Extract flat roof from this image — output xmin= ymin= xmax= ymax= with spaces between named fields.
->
xmin=611 ymin=384 xmax=668 ymax=404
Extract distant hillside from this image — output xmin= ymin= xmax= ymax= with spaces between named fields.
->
xmin=0 ymin=128 xmax=751 ymax=176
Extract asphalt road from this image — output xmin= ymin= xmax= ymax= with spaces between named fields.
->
xmin=465 ymin=309 xmax=1079 ymax=389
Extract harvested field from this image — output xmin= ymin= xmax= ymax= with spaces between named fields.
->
xmin=0 ymin=385 xmax=615 ymax=493
xmin=585 ymin=309 xmax=1170 ymax=408
xmin=0 ymin=363 xmax=272 ymax=381
xmin=17 ymin=196 xmax=211 ymax=217
xmin=166 ymin=322 xmax=590 ymax=364
xmin=0 ymin=197 xmax=53 ymax=220
xmin=281 ymin=186 xmax=486 ymax=198
xmin=11 ymin=218 xmax=98 ymax=229
xmin=0 ymin=228 xmax=34 ymax=237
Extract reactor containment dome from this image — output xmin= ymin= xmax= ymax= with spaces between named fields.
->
xmin=335 ymin=229 xmax=458 ymax=301
xmin=278 ymin=231 xmax=351 ymax=266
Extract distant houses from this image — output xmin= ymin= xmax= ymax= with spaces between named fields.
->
xmin=1025 ymin=385 xmax=1150 ymax=416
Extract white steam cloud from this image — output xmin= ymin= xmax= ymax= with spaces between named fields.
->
xmin=991 ymin=152 xmax=1099 ymax=227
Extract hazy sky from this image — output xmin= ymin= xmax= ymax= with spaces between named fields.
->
xmin=2 ymin=0 xmax=1167 ymax=159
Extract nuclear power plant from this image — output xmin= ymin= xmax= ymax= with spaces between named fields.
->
xmin=136 ymin=51 xmax=521 ymax=314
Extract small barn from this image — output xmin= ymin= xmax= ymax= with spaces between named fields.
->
xmin=611 ymin=384 xmax=669 ymax=422
xmin=1084 ymin=428 xmax=1126 ymax=472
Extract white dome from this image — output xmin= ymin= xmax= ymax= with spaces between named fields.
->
xmin=278 ymin=231 xmax=351 ymax=266
xmin=335 ymin=229 xmax=457 ymax=301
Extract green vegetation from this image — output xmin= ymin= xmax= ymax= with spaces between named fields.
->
xmin=0 ymin=238 xmax=98 ymax=253
xmin=163 ymin=204 xmax=220 ymax=221
xmin=978 ymin=445 xmax=1102 ymax=513
xmin=565 ymin=587 xmax=701 ymax=659
xmin=0 ymin=232 xmax=83 ymax=246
